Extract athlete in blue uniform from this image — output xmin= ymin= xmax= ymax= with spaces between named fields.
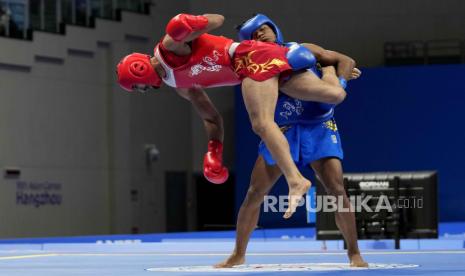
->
xmin=216 ymin=14 xmax=367 ymax=268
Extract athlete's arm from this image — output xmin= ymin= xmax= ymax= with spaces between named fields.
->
xmin=176 ymin=87 xmax=228 ymax=184
xmin=184 ymin=14 xmax=225 ymax=41
xmin=302 ymin=43 xmax=356 ymax=81
xmin=163 ymin=14 xmax=225 ymax=55
xmin=176 ymin=87 xmax=224 ymax=142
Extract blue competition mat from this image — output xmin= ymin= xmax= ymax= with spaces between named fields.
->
xmin=0 ymin=242 xmax=465 ymax=275
xmin=1 ymin=223 xmax=465 ymax=275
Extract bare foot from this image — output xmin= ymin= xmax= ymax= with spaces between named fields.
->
xmin=349 ymin=253 xmax=368 ymax=267
xmin=283 ymin=178 xmax=311 ymax=219
xmin=214 ymin=254 xmax=245 ymax=268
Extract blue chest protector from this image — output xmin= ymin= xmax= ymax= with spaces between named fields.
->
xmin=276 ymin=43 xmax=335 ymax=125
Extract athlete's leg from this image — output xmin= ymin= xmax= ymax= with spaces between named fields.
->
xmin=311 ymin=157 xmax=368 ymax=267
xmin=215 ymin=156 xmax=282 ymax=268
xmin=280 ymin=67 xmax=346 ymax=104
xmin=241 ymin=76 xmax=310 ymax=219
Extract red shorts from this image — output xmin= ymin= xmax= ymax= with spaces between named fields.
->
xmin=233 ymin=40 xmax=292 ymax=82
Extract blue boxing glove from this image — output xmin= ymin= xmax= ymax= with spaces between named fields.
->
xmin=284 ymin=42 xmax=317 ymax=71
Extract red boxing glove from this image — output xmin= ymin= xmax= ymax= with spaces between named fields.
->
xmin=166 ymin=14 xmax=209 ymax=42
xmin=203 ymin=140 xmax=229 ymax=184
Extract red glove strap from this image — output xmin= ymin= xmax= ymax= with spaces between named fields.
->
xmin=207 ymin=139 xmax=223 ymax=156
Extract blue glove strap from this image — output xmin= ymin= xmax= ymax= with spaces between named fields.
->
xmin=339 ymin=77 xmax=347 ymax=89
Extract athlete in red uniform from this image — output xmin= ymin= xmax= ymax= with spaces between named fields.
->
xmin=117 ymin=14 xmax=346 ymax=218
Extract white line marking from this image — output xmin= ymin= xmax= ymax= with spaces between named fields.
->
xmin=0 ymin=254 xmax=59 ymax=260
xmin=1 ymin=250 xmax=464 ymax=260
xmin=25 ymin=250 xmax=465 ymax=257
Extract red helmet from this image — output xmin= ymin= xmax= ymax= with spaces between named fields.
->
xmin=116 ymin=53 xmax=162 ymax=92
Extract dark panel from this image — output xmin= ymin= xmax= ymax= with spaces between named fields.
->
xmin=316 ymin=172 xmax=438 ymax=242
xmin=196 ymin=173 xmax=235 ymax=231
xmin=165 ymin=171 xmax=187 ymax=232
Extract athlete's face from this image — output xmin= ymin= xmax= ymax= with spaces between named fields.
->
xmin=252 ymin=24 xmax=277 ymax=43
xmin=132 ymin=83 xmax=151 ymax=93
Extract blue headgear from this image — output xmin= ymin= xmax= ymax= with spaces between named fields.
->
xmin=238 ymin=14 xmax=284 ymax=44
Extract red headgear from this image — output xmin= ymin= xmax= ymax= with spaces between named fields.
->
xmin=116 ymin=53 xmax=162 ymax=92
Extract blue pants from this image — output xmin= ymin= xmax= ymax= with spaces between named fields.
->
xmin=259 ymin=118 xmax=343 ymax=167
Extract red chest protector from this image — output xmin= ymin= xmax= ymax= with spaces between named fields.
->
xmin=155 ymin=34 xmax=241 ymax=89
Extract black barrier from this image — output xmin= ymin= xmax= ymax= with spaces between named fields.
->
xmin=316 ymin=171 xmax=438 ymax=249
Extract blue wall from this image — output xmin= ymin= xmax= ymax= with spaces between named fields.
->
xmin=235 ymin=64 xmax=465 ymax=226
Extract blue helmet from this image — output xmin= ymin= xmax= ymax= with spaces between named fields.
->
xmin=237 ymin=14 xmax=284 ymax=44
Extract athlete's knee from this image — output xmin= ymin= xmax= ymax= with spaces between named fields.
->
xmin=250 ymin=117 xmax=272 ymax=136
xmin=324 ymin=181 xmax=346 ymax=197
xmin=244 ymin=185 xmax=268 ymax=206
